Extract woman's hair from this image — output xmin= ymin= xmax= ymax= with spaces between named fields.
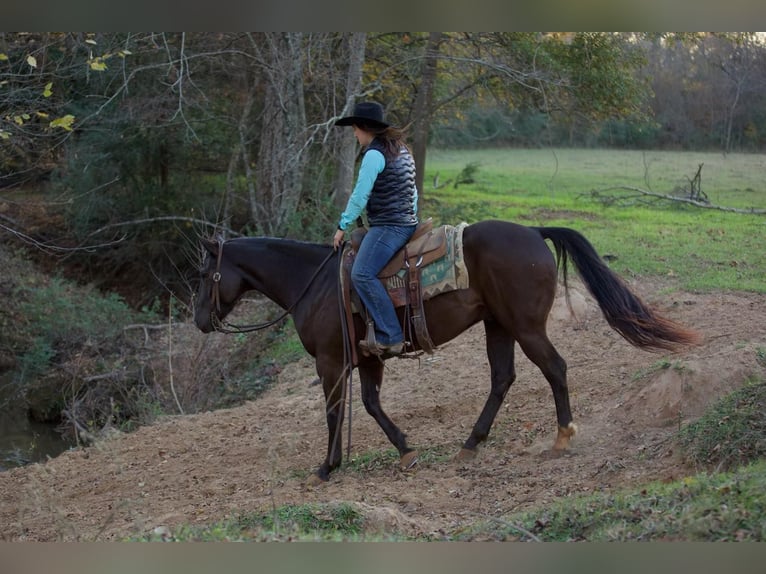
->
xmin=359 ymin=123 xmax=411 ymax=160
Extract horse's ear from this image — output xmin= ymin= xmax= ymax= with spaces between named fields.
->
xmin=201 ymin=237 xmax=219 ymax=256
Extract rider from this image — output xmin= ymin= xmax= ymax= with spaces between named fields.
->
xmin=332 ymin=101 xmax=419 ymax=357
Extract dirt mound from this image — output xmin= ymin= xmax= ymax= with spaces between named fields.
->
xmin=1 ymin=281 xmax=764 ymax=541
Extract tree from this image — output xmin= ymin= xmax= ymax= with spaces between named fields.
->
xmin=0 ymin=32 xmax=116 ymax=186
xmin=333 ymin=32 xmax=367 ymax=210
xmin=698 ymin=33 xmax=765 ymax=152
xmin=252 ymin=33 xmax=308 ymax=236
xmin=411 ymin=32 xmax=443 ymax=196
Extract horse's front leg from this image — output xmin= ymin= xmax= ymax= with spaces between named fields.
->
xmin=307 ymin=363 xmax=347 ymax=486
xmin=358 ymin=361 xmax=418 ymax=470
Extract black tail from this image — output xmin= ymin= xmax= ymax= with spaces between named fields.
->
xmin=536 ymin=226 xmax=700 ymax=352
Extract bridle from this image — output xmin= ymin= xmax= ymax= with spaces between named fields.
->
xmin=207 ymin=237 xmax=337 ymax=334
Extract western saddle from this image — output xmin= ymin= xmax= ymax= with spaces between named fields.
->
xmin=342 ymin=218 xmax=447 ymax=362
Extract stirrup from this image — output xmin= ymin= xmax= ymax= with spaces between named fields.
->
xmin=359 ymin=340 xmax=404 ymax=357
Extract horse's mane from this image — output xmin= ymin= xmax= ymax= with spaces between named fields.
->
xmin=228 ymin=236 xmax=330 ymax=249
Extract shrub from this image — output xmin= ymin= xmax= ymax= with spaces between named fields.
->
xmin=679 ymin=377 xmax=766 ymax=471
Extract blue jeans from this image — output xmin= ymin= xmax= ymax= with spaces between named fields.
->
xmin=351 ymin=224 xmax=417 ymax=346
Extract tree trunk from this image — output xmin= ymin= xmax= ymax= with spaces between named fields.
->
xmin=221 ymin=79 xmax=257 ymax=237
xmin=411 ymin=32 xmax=442 ymax=199
xmin=333 ymin=32 xmax=367 ymax=210
xmin=254 ymin=33 xmax=308 ymax=236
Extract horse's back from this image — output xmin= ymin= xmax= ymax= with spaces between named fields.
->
xmin=463 ymin=220 xmax=556 ymax=272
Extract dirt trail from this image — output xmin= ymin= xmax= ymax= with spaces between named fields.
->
xmin=1 ymin=280 xmax=764 ymax=541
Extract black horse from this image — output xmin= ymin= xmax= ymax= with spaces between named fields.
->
xmin=193 ymin=219 xmax=698 ymax=485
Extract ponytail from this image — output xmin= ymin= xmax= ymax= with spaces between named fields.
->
xmin=372 ymin=125 xmax=411 ymax=160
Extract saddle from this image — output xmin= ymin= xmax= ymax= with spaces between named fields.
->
xmin=342 ymin=218 xmax=447 ymax=361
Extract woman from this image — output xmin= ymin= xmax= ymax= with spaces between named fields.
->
xmin=332 ymin=101 xmax=419 ymax=357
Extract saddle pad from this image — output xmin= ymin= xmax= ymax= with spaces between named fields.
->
xmin=382 ymin=222 xmax=469 ymax=308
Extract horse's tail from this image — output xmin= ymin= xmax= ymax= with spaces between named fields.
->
xmin=535 ymin=226 xmax=701 ymax=352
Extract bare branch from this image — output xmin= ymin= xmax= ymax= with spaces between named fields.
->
xmin=589 ymin=186 xmax=766 ymax=215
xmin=86 ymin=216 xmax=242 ymax=239
xmin=0 ymin=222 xmax=127 ymax=255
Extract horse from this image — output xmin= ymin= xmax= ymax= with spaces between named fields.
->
xmin=193 ymin=219 xmax=699 ymax=485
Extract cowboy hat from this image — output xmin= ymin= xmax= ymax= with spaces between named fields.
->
xmin=335 ymin=101 xmax=389 ymax=129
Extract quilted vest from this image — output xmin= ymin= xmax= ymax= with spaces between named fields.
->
xmin=365 ymin=139 xmax=418 ymax=227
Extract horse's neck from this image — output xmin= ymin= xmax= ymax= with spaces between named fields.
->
xmin=234 ymin=238 xmax=333 ymax=309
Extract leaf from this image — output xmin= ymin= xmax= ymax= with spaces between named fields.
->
xmin=43 ymin=82 xmax=53 ymax=98
xmin=0 ymin=53 xmax=8 ymax=61
xmin=27 ymin=55 xmax=37 ymax=68
xmin=36 ymin=112 xmax=49 ymax=119
xmin=13 ymin=115 xmax=24 ymax=125
xmin=50 ymin=114 xmax=76 ymax=131
xmin=89 ymin=59 xmax=107 ymax=72
xmin=85 ymin=39 xmax=97 ymax=45
xmin=0 ymin=130 xmax=10 ymax=140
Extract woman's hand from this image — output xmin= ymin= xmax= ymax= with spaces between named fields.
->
xmin=333 ymin=228 xmax=345 ymax=250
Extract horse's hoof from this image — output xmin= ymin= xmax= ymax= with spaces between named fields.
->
xmin=305 ymin=473 xmax=327 ymax=488
xmin=553 ymin=422 xmax=578 ymax=450
xmin=400 ymin=451 xmax=419 ymax=471
xmin=455 ymin=447 xmax=477 ymax=462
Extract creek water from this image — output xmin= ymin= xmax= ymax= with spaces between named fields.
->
xmin=0 ymin=410 xmax=75 ymax=471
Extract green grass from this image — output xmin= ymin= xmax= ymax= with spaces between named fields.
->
xmin=342 ymin=445 xmax=452 ymax=474
xmin=454 ymin=460 xmax=766 ymax=541
xmin=134 ymin=502 xmax=369 ymax=542
xmin=629 ymin=358 xmax=686 ymax=382
xmin=679 ymin=376 xmax=766 ymax=472
xmin=423 ymin=148 xmax=766 ymax=292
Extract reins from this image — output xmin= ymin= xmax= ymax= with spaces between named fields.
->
xmin=209 ymin=237 xmax=336 ymax=334
xmin=335 ymin=242 xmax=355 ymax=462
xmin=209 ymin=236 xmax=357 ymax=461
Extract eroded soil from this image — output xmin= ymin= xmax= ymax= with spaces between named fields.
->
xmin=2 ymin=279 xmax=764 ymax=540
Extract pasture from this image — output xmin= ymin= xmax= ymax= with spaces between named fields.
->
xmin=424 ymin=148 xmax=766 ymax=292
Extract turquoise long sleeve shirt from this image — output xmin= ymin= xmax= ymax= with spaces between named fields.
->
xmin=338 ymin=148 xmax=385 ymax=231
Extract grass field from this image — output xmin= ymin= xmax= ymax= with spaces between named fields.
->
xmin=422 ymin=148 xmax=766 ymax=292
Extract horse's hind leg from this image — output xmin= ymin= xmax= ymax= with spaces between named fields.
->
xmin=516 ymin=329 xmax=576 ymax=450
xmin=359 ymin=361 xmax=418 ymax=470
xmin=458 ymin=319 xmax=517 ymax=461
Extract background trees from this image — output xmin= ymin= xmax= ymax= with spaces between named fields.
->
xmin=1 ymin=32 xmax=765 ymax=306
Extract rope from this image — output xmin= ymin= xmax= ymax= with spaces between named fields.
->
xmin=336 ymin=242 xmax=355 ymax=462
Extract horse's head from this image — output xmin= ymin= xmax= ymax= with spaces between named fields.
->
xmin=194 ymin=237 xmax=243 ymax=333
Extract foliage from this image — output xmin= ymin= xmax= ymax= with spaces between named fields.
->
xmin=0 ymin=256 xmax=160 ymax=426
xmin=3 ymin=32 xmax=766 ymax=309
xmin=679 ymin=377 xmax=766 ymax=472
xmin=135 ymin=502 xmax=367 ymax=541
xmin=453 ymin=459 xmax=766 ymax=541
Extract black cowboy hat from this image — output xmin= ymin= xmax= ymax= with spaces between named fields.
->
xmin=335 ymin=101 xmax=389 ymax=129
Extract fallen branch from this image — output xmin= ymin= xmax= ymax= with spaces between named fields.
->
xmin=588 ymin=186 xmax=766 ymax=215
